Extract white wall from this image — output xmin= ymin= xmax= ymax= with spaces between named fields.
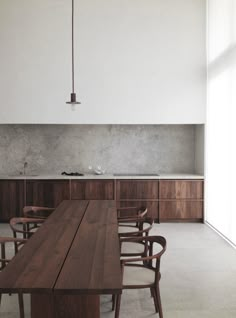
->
xmin=0 ymin=0 xmax=206 ymax=124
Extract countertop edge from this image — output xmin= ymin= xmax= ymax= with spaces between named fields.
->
xmin=0 ymin=174 xmax=204 ymax=180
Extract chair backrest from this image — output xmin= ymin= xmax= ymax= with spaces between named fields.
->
xmin=137 ymin=207 xmax=148 ymax=218
xmin=120 ymin=235 xmax=167 ymax=282
xmin=10 ymin=217 xmax=45 ymax=241
xmin=117 ymin=206 xmax=148 ymax=219
xmin=0 ymin=237 xmax=26 ymax=271
xmin=118 ymin=207 xmax=148 ymax=229
xmin=23 ymin=206 xmax=54 ymax=219
xmin=118 ymin=217 xmax=154 ymax=237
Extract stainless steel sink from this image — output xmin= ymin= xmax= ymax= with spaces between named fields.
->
xmin=113 ymin=173 xmax=159 ymax=176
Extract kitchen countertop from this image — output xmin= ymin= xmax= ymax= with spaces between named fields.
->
xmin=0 ymin=173 xmax=204 ymax=180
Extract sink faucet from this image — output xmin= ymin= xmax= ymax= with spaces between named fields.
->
xmin=23 ymin=161 xmax=28 ymax=175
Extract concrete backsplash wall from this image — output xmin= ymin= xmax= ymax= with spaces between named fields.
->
xmin=0 ymin=125 xmax=198 ymax=175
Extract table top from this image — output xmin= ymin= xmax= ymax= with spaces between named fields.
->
xmin=0 ymin=200 xmax=122 ymax=295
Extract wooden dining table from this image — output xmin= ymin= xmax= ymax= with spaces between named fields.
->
xmin=0 ymin=200 xmax=122 ymax=318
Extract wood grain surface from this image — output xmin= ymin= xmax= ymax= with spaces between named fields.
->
xmin=26 ymin=180 xmax=70 ymax=207
xmin=159 ymin=200 xmax=203 ymax=221
xmin=116 ymin=180 xmax=159 ymax=200
xmin=0 ymin=180 xmax=25 ymax=221
xmin=0 ymin=200 xmax=88 ymax=293
xmin=0 ymin=200 xmax=121 ymax=318
xmin=54 ymin=200 xmax=122 ymax=295
xmin=71 ymin=180 xmax=114 ymax=200
xmin=159 ymin=180 xmax=203 ymax=199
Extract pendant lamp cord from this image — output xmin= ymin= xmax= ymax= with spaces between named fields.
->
xmin=72 ymin=0 xmax=75 ymax=94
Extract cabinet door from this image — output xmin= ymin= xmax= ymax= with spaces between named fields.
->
xmin=116 ymin=180 xmax=158 ymax=200
xmin=0 ymin=180 xmax=25 ymax=221
xmin=71 ymin=180 xmax=114 ymax=200
xmin=159 ymin=200 xmax=203 ymax=221
xmin=26 ymin=180 xmax=70 ymax=208
xmin=117 ymin=200 xmax=158 ymax=220
xmin=159 ymin=180 xmax=203 ymax=199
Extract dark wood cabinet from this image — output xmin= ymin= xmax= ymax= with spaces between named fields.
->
xmin=116 ymin=180 xmax=159 ymax=220
xmin=159 ymin=180 xmax=204 ymax=222
xmin=26 ymin=180 xmax=70 ymax=208
xmin=116 ymin=180 xmax=158 ymax=200
xmin=0 ymin=180 xmax=25 ymax=221
xmin=0 ymin=177 xmax=204 ymax=223
xmin=159 ymin=201 xmax=203 ymax=221
xmin=159 ymin=180 xmax=203 ymax=199
xmin=71 ymin=180 xmax=114 ymax=200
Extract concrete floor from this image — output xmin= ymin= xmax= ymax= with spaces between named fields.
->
xmin=0 ymin=223 xmax=236 ymax=318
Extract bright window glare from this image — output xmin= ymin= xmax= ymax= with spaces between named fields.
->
xmin=207 ymin=0 xmax=236 ymax=245
xmin=208 ymin=0 xmax=236 ymax=63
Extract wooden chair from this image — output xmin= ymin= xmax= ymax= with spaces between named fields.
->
xmin=117 ymin=206 xmax=148 ymax=219
xmin=0 ymin=237 xmax=27 ymax=318
xmin=23 ymin=206 xmax=54 ymax=219
xmin=118 ymin=207 xmax=148 ymax=228
xmin=9 ymin=217 xmax=44 ymax=251
xmin=113 ymin=235 xmax=167 ymax=318
xmin=118 ymin=216 xmax=153 ymax=237
xmin=118 ymin=216 xmax=154 ymax=260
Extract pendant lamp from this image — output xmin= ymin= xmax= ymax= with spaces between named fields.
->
xmin=66 ymin=0 xmax=81 ymax=110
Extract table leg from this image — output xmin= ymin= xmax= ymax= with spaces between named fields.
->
xmin=31 ymin=295 xmax=55 ymax=318
xmin=31 ymin=294 xmax=100 ymax=318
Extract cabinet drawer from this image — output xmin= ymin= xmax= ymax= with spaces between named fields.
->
xmin=0 ymin=180 xmax=25 ymax=221
xmin=26 ymin=180 xmax=70 ymax=208
xmin=116 ymin=200 xmax=158 ymax=220
xmin=159 ymin=180 xmax=203 ymax=199
xmin=116 ymin=180 xmax=158 ymax=200
xmin=71 ymin=180 xmax=114 ymax=200
xmin=159 ymin=200 xmax=203 ymax=221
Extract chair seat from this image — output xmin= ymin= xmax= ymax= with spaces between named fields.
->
xmin=121 ymin=242 xmax=145 ymax=254
xmin=118 ymin=226 xmax=138 ymax=234
xmin=119 ymin=222 xmax=136 ymax=226
xmin=123 ymin=266 xmax=155 ymax=286
xmin=118 ymin=222 xmax=151 ymax=234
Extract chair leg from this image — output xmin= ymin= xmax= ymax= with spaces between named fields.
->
xmin=155 ymin=284 xmax=163 ymax=318
xmin=112 ymin=294 xmax=116 ymax=311
xmin=150 ymin=287 xmax=153 ymax=297
xmin=0 ymin=293 xmax=2 ymax=306
xmin=151 ymin=287 xmax=159 ymax=313
xmin=114 ymin=293 xmax=121 ymax=318
xmin=18 ymin=293 xmax=25 ymax=318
